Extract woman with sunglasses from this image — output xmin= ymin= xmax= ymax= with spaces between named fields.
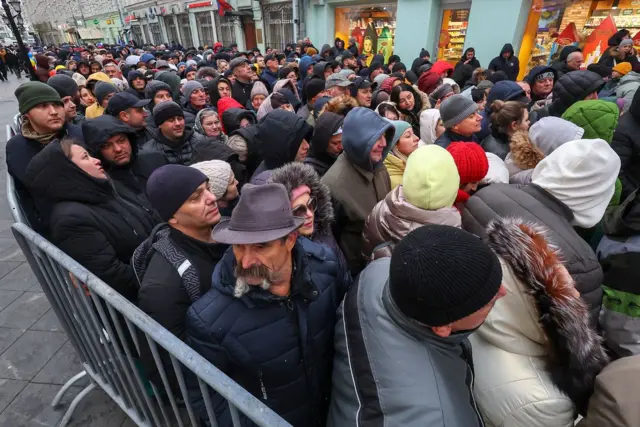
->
xmin=268 ymin=162 xmax=346 ymax=269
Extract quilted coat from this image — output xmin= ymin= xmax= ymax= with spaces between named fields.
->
xmin=185 ymin=238 xmax=351 ymax=427
xmin=471 ymin=218 xmax=609 ymax=427
xmin=362 ymin=185 xmax=461 ymax=261
xmin=612 ymin=89 xmax=640 ymax=200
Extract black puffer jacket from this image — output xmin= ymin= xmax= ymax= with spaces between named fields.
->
xmin=251 ymin=109 xmax=313 ymax=180
xmin=305 ymin=112 xmax=344 ymax=177
xmin=462 ymin=183 xmax=603 ymax=326
xmin=221 ymin=107 xmax=256 ymax=135
xmin=83 ymin=115 xmax=166 ymax=197
xmin=612 ymin=89 xmax=640 ymax=200
xmin=24 ymin=141 xmax=158 ymax=302
xmin=530 ymin=70 xmax=605 ymax=124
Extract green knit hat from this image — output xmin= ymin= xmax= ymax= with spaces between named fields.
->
xmin=15 ymin=81 xmax=63 ymax=115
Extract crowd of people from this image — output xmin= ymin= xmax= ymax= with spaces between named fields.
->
xmin=5 ymin=29 xmax=640 ymax=426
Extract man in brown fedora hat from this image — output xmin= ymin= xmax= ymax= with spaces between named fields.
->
xmin=186 ymin=183 xmax=351 ymax=427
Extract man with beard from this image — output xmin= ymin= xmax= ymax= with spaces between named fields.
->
xmin=186 ymin=183 xmax=351 ymax=427
xmin=47 ymin=74 xmax=83 ymax=124
xmin=106 ymin=91 xmax=156 ymax=146
xmin=134 ymin=164 xmax=227 ymax=390
xmin=83 ymin=114 xmax=165 ymax=197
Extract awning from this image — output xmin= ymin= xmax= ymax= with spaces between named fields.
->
xmin=77 ymin=28 xmax=105 ymax=40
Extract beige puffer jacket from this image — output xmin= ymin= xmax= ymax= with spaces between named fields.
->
xmin=361 ymin=185 xmax=461 ymax=261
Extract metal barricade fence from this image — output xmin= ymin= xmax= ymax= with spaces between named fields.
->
xmin=5 ymin=122 xmax=291 ymax=427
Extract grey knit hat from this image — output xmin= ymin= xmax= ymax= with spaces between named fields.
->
xmin=440 ymin=94 xmax=479 ymax=129
xmin=190 ymin=160 xmax=233 ymax=199
xmin=183 ymin=81 xmax=204 ymax=102
xmin=619 ymin=38 xmax=634 ymax=48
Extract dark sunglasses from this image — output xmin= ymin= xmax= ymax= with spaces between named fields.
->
xmin=292 ymin=197 xmax=317 ymax=218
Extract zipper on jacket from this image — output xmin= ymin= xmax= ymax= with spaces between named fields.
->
xmin=258 ymin=370 xmax=267 ymax=400
xmin=469 ymin=368 xmax=485 ymax=427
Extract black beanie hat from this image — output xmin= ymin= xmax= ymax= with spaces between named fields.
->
xmin=146 ymin=164 xmax=208 ymax=221
xmin=389 ymin=225 xmax=502 ymax=327
xmin=304 ymin=78 xmax=326 ymax=101
xmin=94 ymin=81 xmax=118 ymax=106
xmin=47 ymin=74 xmax=79 ymax=98
xmin=153 ymin=101 xmax=185 ymax=126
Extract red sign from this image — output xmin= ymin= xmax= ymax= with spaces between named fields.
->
xmin=124 ymin=15 xmax=135 ymax=23
xmin=583 ymin=15 xmax=617 ymax=66
xmin=556 ymin=23 xmax=579 ymax=46
xmin=188 ymin=1 xmax=211 ymax=8
xmin=633 ymin=31 xmax=640 ymax=48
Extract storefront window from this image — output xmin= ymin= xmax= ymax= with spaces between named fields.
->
xmin=195 ymin=12 xmax=215 ymax=46
xmin=131 ymin=24 xmax=143 ymax=44
xmin=215 ymin=15 xmax=236 ymax=47
xmin=525 ymin=0 xmax=566 ymax=71
xmin=438 ymin=8 xmax=470 ymax=63
xmin=178 ymin=14 xmax=194 ymax=48
xmin=150 ymin=22 xmax=162 ymax=45
xmin=166 ymin=17 xmax=180 ymax=45
xmin=264 ymin=3 xmax=294 ymax=52
xmin=335 ymin=3 xmax=397 ymax=66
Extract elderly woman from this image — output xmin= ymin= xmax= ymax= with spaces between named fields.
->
xmin=194 ymin=108 xmax=227 ymax=145
xmin=268 ymin=162 xmax=346 ymax=267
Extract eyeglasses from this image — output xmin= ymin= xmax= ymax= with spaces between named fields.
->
xmin=292 ymin=197 xmax=317 ymax=218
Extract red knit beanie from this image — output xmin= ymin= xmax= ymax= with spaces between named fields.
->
xmin=446 ymin=142 xmax=489 ymax=185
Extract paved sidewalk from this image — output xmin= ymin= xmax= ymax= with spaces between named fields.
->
xmin=0 ymin=75 xmax=133 ymax=427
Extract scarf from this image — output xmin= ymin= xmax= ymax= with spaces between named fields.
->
xmin=21 ymin=118 xmax=59 ymax=144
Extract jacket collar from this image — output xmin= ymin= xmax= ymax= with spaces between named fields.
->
xmin=381 ymin=280 xmax=473 ymax=349
xmin=446 ymin=129 xmax=477 ymax=142
xmin=524 ymin=184 xmax=574 ymax=222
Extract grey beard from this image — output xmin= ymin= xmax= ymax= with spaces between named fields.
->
xmin=233 ymin=277 xmax=271 ymax=298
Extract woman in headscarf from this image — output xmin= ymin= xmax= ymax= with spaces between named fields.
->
xmin=419 ymin=109 xmax=445 ymax=144
xmin=193 ymin=108 xmax=227 ymax=145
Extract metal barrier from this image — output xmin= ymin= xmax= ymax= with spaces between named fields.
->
xmin=11 ymin=223 xmax=291 ymax=427
xmin=5 ymin=120 xmax=291 ymax=426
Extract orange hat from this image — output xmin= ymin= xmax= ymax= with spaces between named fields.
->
xmin=613 ymin=62 xmax=632 ymax=76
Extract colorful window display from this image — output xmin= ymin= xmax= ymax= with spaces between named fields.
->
xmin=438 ymin=8 xmax=470 ymax=63
xmin=335 ymin=3 xmax=397 ymax=66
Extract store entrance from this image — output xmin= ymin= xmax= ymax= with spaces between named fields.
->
xmin=437 ymin=1 xmax=471 ymax=64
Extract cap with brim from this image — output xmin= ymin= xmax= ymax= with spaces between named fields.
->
xmin=229 ymin=57 xmax=250 ymax=70
xmin=356 ymin=79 xmax=372 ymax=89
xmin=326 ymin=74 xmax=354 ymax=89
xmin=212 ymin=183 xmax=304 ymax=245
xmin=106 ymin=92 xmax=151 ymax=116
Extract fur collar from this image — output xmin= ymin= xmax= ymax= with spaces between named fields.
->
xmin=486 ymin=217 xmax=609 ymax=412
xmin=268 ymin=162 xmax=334 ymax=235
xmin=509 ymin=130 xmax=544 ymax=170
xmin=319 ymin=95 xmax=359 ymax=117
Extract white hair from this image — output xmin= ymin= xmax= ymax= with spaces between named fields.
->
xmin=233 ymin=277 xmax=271 ymax=298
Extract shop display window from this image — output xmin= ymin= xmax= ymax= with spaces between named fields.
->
xmin=335 ymin=3 xmax=397 ymax=66
xmin=527 ymin=0 xmax=566 ymax=70
xmin=438 ymin=8 xmax=470 ymax=63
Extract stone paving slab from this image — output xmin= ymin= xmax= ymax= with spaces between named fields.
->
xmin=0 ymin=330 xmax=68 ymax=381
xmin=0 ymin=292 xmax=50 ymax=329
xmin=0 ymin=263 xmax=38 ymax=291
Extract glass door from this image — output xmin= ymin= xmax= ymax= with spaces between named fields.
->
xmin=437 ymin=0 xmax=471 ymax=64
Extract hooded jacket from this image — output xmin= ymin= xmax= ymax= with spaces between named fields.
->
xmin=304 ymin=112 xmax=343 ymax=177
xmin=24 ymin=141 xmax=157 ymax=302
xmin=505 ymin=117 xmax=584 ymax=184
xmin=462 ymin=183 xmax=604 ymax=326
xmin=125 ymin=70 xmax=146 ymax=100
xmin=155 ymin=71 xmax=182 ymax=102
xmin=488 ymin=44 xmax=520 ymax=81
xmin=268 ymin=162 xmax=345 ymax=267
xmin=186 ymin=239 xmax=350 ymax=427
xmin=321 ymin=107 xmax=394 ymax=273
xmin=525 ymin=65 xmax=557 ymax=104
xmin=597 ymin=190 xmax=640 ymax=358
xmin=612 ymin=90 xmax=640 ymax=199
xmin=455 ymin=48 xmax=481 ymax=71
xmin=615 ymin=71 xmax=640 ymax=112
xmin=328 ymin=257 xmax=486 ymax=427
xmin=251 ymin=109 xmax=313 ymax=179
xmin=471 ymin=218 xmax=609 ymax=426
xmin=217 ymin=97 xmax=255 ymax=134
xmin=145 ymin=80 xmax=173 ymax=110
xmin=82 ymin=115 xmax=166 ymax=197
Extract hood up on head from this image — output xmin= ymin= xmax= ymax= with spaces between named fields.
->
xmin=342 ymin=107 xmax=394 ymax=171
xmin=257 ymin=109 xmax=313 ymax=170
xmin=485 ymin=217 xmax=609 ymax=413
xmin=532 ymin=138 xmax=621 ymax=228
xmin=82 ymin=115 xmax=139 ymax=167
xmin=268 ymin=162 xmax=334 ymax=235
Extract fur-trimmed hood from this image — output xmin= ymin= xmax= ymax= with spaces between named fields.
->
xmin=267 ymin=162 xmax=334 ymax=235
xmin=483 ymin=217 xmax=609 ymax=412
xmin=319 ymin=95 xmax=359 ymax=117
xmin=507 ymin=130 xmax=544 ymax=171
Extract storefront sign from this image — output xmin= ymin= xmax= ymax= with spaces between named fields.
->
xmin=555 ymin=22 xmax=578 ymax=46
xmin=188 ymin=1 xmax=212 ymax=8
xmin=124 ymin=15 xmax=135 ymax=23
xmin=450 ymin=9 xmax=469 ymax=22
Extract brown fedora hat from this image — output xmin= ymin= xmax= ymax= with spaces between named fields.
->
xmin=213 ymin=183 xmax=304 ymax=245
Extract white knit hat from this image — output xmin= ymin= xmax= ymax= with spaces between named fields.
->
xmin=190 ymin=160 xmax=233 ymax=199
xmin=532 ymin=138 xmax=621 ymax=228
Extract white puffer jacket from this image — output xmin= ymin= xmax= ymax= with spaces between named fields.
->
xmin=470 ymin=217 xmax=610 ymax=427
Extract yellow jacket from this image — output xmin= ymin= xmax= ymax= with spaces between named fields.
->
xmin=384 ymin=154 xmax=406 ymax=189
xmin=85 ymin=103 xmax=104 ymax=119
